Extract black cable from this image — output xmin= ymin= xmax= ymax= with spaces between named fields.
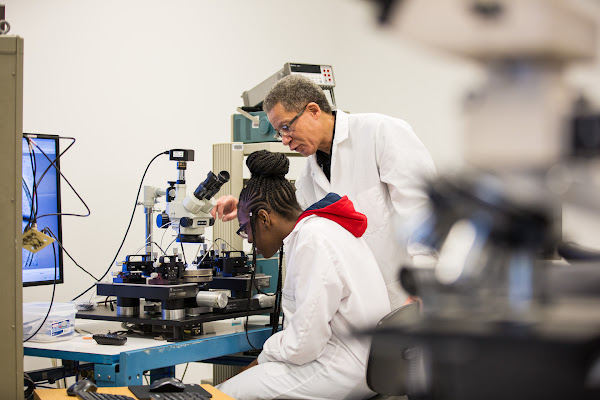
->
xmin=213 ymin=238 xmax=240 ymax=252
xmin=252 ymin=287 xmax=272 ymax=296
xmin=148 ymin=241 xmax=168 ymax=256
xmin=71 ymin=150 xmax=169 ymax=301
xmin=143 ymin=224 xmax=171 ymax=258
xmin=30 ymin=135 xmax=76 ymax=192
xmin=23 ymin=242 xmax=58 ymax=342
xmin=32 ymin=384 xmax=57 ymax=389
xmin=159 ymin=222 xmax=172 ymax=249
xmin=28 ymin=137 xmax=91 ymax=221
xmin=180 ymin=363 xmax=190 ymax=381
xmin=23 ymin=136 xmax=99 ymax=290
xmin=106 ymin=330 xmax=129 ymax=336
xmin=101 ymin=296 xmax=116 ymax=307
xmin=24 ymin=139 xmax=38 ymax=232
xmin=25 ymin=138 xmax=44 ymax=228
xmin=271 ymin=247 xmax=284 ymax=336
xmin=22 ymin=139 xmax=38 ymax=234
xmin=22 ymin=177 xmax=34 ymax=231
xmin=27 ymin=135 xmax=76 ymax=188
xmin=177 ymin=226 xmax=188 ymax=266
xmin=24 ymin=372 xmax=35 ymax=400
xmin=44 ymin=227 xmax=98 ymax=281
xmin=250 ymin=275 xmax=281 ymax=297
xmin=164 ymin=237 xmax=178 ymax=252
xmin=248 ymin=249 xmax=282 ymax=299
xmin=244 ymin=251 xmax=259 ymax=351
xmin=242 ymin=213 xmax=285 ymax=348
xmin=22 ymin=242 xmax=36 ymax=269
xmin=243 ymin=213 xmax=259 ymax=350
xmin=23 ymin=137 xmax=96 ymax=284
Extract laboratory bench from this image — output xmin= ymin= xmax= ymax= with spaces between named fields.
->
xmin=24 ymin=316 xmax=272 ymax=387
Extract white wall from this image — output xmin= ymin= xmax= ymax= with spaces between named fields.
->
xmin=6 ymin=0 xmax=483 ymax=304
xmin=6 ymin=0 xmax=600 ymax=385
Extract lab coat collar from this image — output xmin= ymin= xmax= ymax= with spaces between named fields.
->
xmin=283 ymin=218 xmax=303 ymax=249
xmin=333 ymin=109 xmax=349 ymax=146
xmin=306 ymin=154 xmax=331 ymax=193
xmin=304 ymin=110 xmax=349 ymax=193
xmin=330 ymin=110 xmax=349 ymax=181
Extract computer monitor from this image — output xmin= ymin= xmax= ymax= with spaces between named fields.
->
xmin=22 ymin=133 xmax=64 ymax=286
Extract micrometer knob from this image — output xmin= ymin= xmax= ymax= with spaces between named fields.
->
xmin=157 ymin=212 xmax=170 ymax=228
xmin=180 ymin=217 xmax=193 ymax=227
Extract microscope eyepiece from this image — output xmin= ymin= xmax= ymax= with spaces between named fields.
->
xmin=193 ymin=170 xmax=230 ymax=200
xmin=218 ymin=171 xmax=230 ymax=183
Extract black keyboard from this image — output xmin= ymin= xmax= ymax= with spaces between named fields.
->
xmin=149 ymin=393 xmax=211 ymax=400
xmin=76 ymin=392 xmax=136 ymax=400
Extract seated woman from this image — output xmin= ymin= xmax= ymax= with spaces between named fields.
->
xmin=216 ymin=150 xmax=391 ymax=400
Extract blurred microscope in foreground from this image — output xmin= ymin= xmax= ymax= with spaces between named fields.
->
xmin=366 ymin=0 xmax=600 ymax=399
xmin=77 ymin=149 xmax=274 ymax=340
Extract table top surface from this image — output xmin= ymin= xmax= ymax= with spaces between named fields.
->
xmin=24 ymin=316 xmax=271 ymax=356
xmin=34 ymin=384 xmax=234 ymax=400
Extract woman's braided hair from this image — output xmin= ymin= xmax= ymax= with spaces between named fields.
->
xmin=239 ymin=150 xmax=302 ymax=221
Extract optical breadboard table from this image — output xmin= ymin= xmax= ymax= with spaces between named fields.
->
xmin=24 ymin=317 xmax=272 ymax=387
xmin=76 ymin=298 xmax=274 ymax=341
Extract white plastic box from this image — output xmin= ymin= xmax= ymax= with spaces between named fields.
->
xmin=23 ymin=302 xmax=76 ymax=342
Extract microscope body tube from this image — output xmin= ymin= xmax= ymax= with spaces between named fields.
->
xmin=196 ymin=291 xmax=228 ymax=309
xmin=145 ymin=208 xmax=153 ymax=255
xmin=143 ymin=186 xmax=166 ymax=256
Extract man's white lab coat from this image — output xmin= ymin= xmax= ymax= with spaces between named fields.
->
xmin=295 ymin=110 xmax=437 ymax=310
xmin=217 ymin=213 xmax=391 ymax=400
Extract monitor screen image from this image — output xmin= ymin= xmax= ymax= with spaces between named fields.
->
xmin=22 ymin=134 xmax=64 ymax=286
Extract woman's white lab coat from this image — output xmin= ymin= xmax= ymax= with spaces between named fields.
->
xmin=295 ymin=110 xmax=437 ymax=309
xmin=217 ymin=214 xmax=391 ymax=400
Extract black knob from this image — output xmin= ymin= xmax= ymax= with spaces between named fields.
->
xmin=180 ymin=217 xmax=193 ymax=227
xmin=157 ymin=212 xmax=170 ymax=228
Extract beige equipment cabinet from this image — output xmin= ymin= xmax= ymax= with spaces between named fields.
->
xmin=0 ymin=35 xmax=24 ymax=400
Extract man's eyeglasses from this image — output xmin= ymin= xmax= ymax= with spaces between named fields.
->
xmin=273 ymin=104 xmax=309 ymax=141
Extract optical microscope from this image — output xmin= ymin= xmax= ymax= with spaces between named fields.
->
xmin=77 ymin=149 xmax=274 ymax=340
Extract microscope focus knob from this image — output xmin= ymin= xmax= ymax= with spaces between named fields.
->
xmin=157 ymin=212 xmax=170 ymax=228
xmin=180 ymin=217 xmax=193 ymax=227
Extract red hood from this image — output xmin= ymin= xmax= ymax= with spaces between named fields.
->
xmin=295 ymin=193 xmax=367 ymax=237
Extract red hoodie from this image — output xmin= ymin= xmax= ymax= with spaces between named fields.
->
xmin=295 ymin=193 xmax=368 ymax=238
